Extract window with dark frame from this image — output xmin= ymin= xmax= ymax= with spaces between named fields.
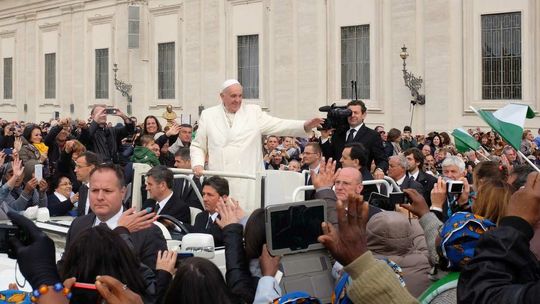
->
xmin=3 ymin=57 xmax=12 ymax=99
xmin=95 ymin=48 xmax=109 ymax=99
xmin=341 ymin=25 xmax=370 ymax=99
xmin=481 ymin=12 xmax=521 ymax=100
xmin=158 ymin=42 xmax=175 ymax=99
xmin=45 ymin=53 xmax=56 ymax=99
xmin=237 ymin=35 xmax=259 ymax=99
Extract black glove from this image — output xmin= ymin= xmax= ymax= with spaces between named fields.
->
xmin=7 ymin=211 xmax=61 ymax=289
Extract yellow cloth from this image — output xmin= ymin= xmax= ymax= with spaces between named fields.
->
xmin=344 ymin=251 xmax=419 ymax=304
xmin=33 ymin=142 xmax=49 ymax=154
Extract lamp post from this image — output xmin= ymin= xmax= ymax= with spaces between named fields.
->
xmin=399 ymin=45 xmax=425 ymax=106
xmin=400 ymin=44 xmax=425 ymax=127
xmin=113 ymin=63 xmax=133 ymax=115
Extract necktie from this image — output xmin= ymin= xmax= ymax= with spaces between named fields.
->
xmin=346 ymin=129 xmax=356 ymax=143
xmin=98 ymin=222 xmax=109 ymax=229
xmin=410 ymin=175 xmax=415 ymax=181
xmin=154 ymin=202 xmax=161 ymax=214
xmin=206 ymin=215 xmax=213 ymax=229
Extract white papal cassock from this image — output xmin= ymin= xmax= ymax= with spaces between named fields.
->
xmin=190 ymin=103 xmax=307 ymax=212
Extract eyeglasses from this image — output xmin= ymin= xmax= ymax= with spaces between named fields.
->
xmin=303 ymin=152 xmax=319 ymax=155
xmin=75 ymin=164 xmax=91 ymax=169
xmin=59 ymin=182 xmax=72 ymax=186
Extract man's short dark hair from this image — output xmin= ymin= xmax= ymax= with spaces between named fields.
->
xmin=346 ymin=100 xmax=367 ymax=113
xmin=202 ymin=176 xmax=229 ymax=196
xmin=89 ymin=163 xmax=125 ymax=188
xmin=79 ymin=151 xmax=102 ymax=166
xmin=404 ymin=148 xmax=424 ymax=167
xmin=344 ymin=142 xmax=368 ymax=167
xmin=175 ymin=147 xmax=191 ymax=161
xmin=146 ymin=165 xmax=174 ymax=189
xmin=180 ymin=124 xmax=192 ymax=129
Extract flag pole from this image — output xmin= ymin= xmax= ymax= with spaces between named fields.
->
xmin=517 ymin=150 xmax=540 ymax=173
xmin=476 ymin=149 xmax=491 ymax=161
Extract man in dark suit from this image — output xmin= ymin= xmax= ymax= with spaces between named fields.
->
xmin=321 ymin=100 xmax=388 ymax=177
xmin=340 ymin=142 xmax=379 ymax=200
xmin=388 ymin=155 xmax=424 ymax=196
xmin=172 ymin=147 xmax=204 ymax=210
xmin=143 ymin=165 xmax=191 ymax=224
xmin=192 ymin=176 xmax=229 ymax=247
xmin=301 ymin=142 xmax=322 ymax=200
xmin=74 ymin=151 xmax=101 ymax=216
xmin=404 ymin=148 xmax=437 ymax=206
xmin=59 ymin=163 xmax=167 ymax=272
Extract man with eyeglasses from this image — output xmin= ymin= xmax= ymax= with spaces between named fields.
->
xmin=74 ymin=151 xmax=101 ymax=216
xmin=301 ymin=143 xmax=322 ymax=200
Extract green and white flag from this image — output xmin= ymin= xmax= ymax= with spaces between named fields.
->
xmin=451 ymin=128 xmax=481 ymax=153
xmin=470 ymin=103 xmax=535 ymax=150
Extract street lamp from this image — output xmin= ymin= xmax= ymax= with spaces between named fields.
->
xmin=400 ymin=45 xmax=425 ymax=106
xmin=113 ymin=63 xmax=133 ymax=115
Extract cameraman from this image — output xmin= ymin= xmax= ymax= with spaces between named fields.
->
xmin=430 ymin=156 xmax=472 ymax=221
xmin=87 ymin=105 xmax=134 ymax=164
xmin=0 ymin=122 xmax=16 ymax=150
xmin=265 ymin=149 xmax=288 ymax=170
xmin=400 ymin=126 xmax=417 ymax=150
xmin=321 ymin=100 xmax=388 ymax=178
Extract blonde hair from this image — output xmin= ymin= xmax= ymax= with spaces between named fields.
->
xmin=472 ymin=179 xmax=512 ymax=224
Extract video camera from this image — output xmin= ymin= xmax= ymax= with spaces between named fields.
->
xmin=318 ymin=104 xmax=351 ymax=131
xmin=319 ymin=80 xmax=363 ymax=131
xmin=0 ymin=224 xmax=28 ymax=259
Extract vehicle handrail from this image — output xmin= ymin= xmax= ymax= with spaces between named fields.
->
xmin=291 ymin=179 xmax=396 ymax=202
xmin=173 ymin=174 xmax=204 ymax=204
xmin=292 ymin=185 xmax=315 ymax=202
xmin=383 ymin=176 xmax=402 ymax=193
xmin=168 ymin=168 xmax=256 ymax=180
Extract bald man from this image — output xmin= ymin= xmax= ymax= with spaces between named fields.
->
xmin=191 ymin=79 xmax=323 ymax=211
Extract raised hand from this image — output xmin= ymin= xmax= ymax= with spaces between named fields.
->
xmin=215 ymin=199 xmax=242 ymax=229
xmin=156 ymin=250 xmax=177 ymax=275
xmin=430 ymin=177 xmax=447 ymax=209
xmin=95 ymin=275 xmax=143 ymax=304
xmin=400 ymin=188 xmax=430 ymax=218
xmin=318 ymin=194 xmax=369 ymax=266
xmin=311 ymin=157 xmax=339 ymax=189
xmin=506 ymin=172 xmax=540 ymax=226
xmin=259 ymin=244 xmax=281 ymax=277
xmin=118 ymin=208 xmax=157 ymax=233
xmin=303 ymin=117 xmax=325 ymax=132
xmin=24 ymin=178 xmax=39 ymax=195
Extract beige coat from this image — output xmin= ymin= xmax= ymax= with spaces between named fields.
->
xmin=367 ymin=211 xmax=432 ymax=298
xmin=190 ymin=103 xmax=306 ymax=211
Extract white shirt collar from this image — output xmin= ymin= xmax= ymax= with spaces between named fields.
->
xmin=396 ymin=175 xmax=406 ymax=186
xmin=409 ymin=169 xmax=420 ymax=180
xmin=349 ymin=123 xmax=363 ymax=132
xmin=94 ymin=207 xmax=124 ymax=229
xmin=210 ymin=212 xmax=219 ymax=222
xmin=54 ymin=191 xmax=69 ymax=202
xmin=157 ymin=191 xmax=174 ymax=214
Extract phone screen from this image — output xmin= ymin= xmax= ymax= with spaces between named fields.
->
xmin=34 ymin=164 xmax=43 ymax=182
xmin=70 ymin=283 xmax=102 ymax=304
xmin=2 ymin=148 xmax=12 ymax=156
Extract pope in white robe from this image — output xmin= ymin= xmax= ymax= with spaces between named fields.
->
xmin=190 ymin=79 xmax=323 ymax=212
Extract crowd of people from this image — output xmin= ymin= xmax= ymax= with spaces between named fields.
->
xmin=1 ymin=79 xmax=540 ymax=304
